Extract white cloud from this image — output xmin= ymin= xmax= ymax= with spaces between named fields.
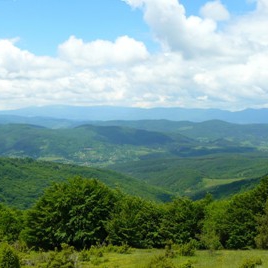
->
xmin=58 ymin=35 xmax=149 ymax=67
xmin=1 ymin=0 xmax=268 ymax=111
xmin=200 ymin=1 xmax=230 ymax=21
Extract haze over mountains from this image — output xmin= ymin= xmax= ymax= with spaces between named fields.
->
xmin=1 ymin=105 xmax=268 ymax=205
xmin=1 ymin=105 xmax=268 ymax=124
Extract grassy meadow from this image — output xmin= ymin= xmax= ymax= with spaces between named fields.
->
xmin=19 ymin=248 xmax=268 ymax=268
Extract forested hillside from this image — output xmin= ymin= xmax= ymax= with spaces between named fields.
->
xmin=0 ymin=157 xmax=172 ymax=209
xmin=111 ymin=154 xmax=268 ymax=198
xmin=0 ymin=120 xmax=268 ymax=200
xmin=2 ymin=174 xmax=268 ymax=254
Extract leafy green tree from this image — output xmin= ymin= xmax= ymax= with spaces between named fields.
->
xmin=0 ymin=243 xmax=20 ymax=268
xmin=224 ymin=175 xmax=268 ymax=249
xmin=159 ymin=197 xmax=205 ymax=245
xmin=0 ymin=204 xmax=23 ymax=243
xmin=201 ymin=200 xmax=230 ymax=249
xmin=22 ymin=177 xmax=118 ymax=250
xmin=106 ymin=195 xmax=163 ymax=248
xmin=255 ymin=199 xmax=268 ymax=249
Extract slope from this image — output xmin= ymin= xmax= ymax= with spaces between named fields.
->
xmin=0 ymin=157 xmax=172 ymax=209
xmin=110 ymin=153 xmax=268 ymax=198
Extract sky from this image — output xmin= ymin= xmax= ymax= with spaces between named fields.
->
xmin=0 ymin=0 xmax=267 ymax=111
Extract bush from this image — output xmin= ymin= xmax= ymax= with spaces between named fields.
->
xmin=239 ymin=257 xmax=262 ymax=268
xmin=145 ymin=254 xmax=177 ymax=268
xmin=78 ymin=249 xmax=91 ymax=262
xmin=164 ymin=241 xmax=177 ymax=258
xmin=179 ymin=260 xmax=194 ymax=268
xmin=45 ymin=243 xmax=78 ymax=268
xmin=0 ymin=243 xmax=20 ymax=268
xmin=88 ymin=245 xmax=104 ymax=257
xmin=178 ymin=240 xmax=196 ymax=256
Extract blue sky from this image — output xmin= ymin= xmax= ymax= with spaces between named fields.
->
xmin=0 ymin=0 xmax=255 ymax=55
xmin=0 ymin=0 xmax=267 ymax=111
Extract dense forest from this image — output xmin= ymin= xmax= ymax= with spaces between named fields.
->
xmin=3 ymin=173 xmax=268 ymax=250
xmin=1 ymin=170 xmax=268 ymax=266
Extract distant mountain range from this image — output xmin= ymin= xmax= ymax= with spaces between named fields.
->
xmin=1 ymin=105 xmax=268 ymax=124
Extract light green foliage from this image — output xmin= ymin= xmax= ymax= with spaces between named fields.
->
xmin=145 ymin=254 xmax=177 ymax=268
xmin=45 ymin=243 xmax=78 ymax=268
xmin=201 ymin=200 xmax=229 ymax=250
xmin=0 ymin=243 xmax=20 ymax=268
xmin=178 ymin=260 xmax=194 ymax=268
xmin=178 ymin=241 xmax=196 ymax=257
xmin=22 ymin=177 xmax=118 ymax=250
xmin=239 ymin=257 xmax=262 ymax=268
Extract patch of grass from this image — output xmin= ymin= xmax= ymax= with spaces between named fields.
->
xmin=19 ymin=249 xmax=268 ymax=268
xmin=202 ymin=177 xmax=246 ymax=189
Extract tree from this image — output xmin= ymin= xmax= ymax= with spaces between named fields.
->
xmin=22 ymin=177 xmax=118 ymax=250
xmin=201 ymin=200 xmax=229 ymax=249
xmin=106 ymin=195 xmax=163 ymax=248
xmin=0 ymin=243 xmax=20 ymax=268
xmin=0 ymin=204 xmax=23 ymax=243
xmin=159 ymin=197 xmax=205 ymax=245
xmin=255 ymin=199 xmax=268 ymax=249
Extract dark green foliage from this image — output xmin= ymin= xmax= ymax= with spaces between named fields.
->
xmin=92 ymin=125 xmax=173 ymax=145
xmin=22 ymin=177 xmax=118 ymax=250
xmin=159 ymin=197 xmax=206 ymax=245
xmin=201 ymin=175 xmax=268 ymax=249
xmin=255 ymin=200 xmax=268 ymax=249
xmin=106 ymin=195 xmax=163 ymax=248
xmin=0 ymin=204 xmax=23 ymax=243
xmin=0 ymin=243 xmax=20 ymax=268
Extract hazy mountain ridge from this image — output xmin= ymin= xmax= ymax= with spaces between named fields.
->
xmin=1 ymin=105 xmax=268 ymax=123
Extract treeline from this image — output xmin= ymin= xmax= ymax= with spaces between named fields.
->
xmin=2 ymin=175 xmax=268 ymax=250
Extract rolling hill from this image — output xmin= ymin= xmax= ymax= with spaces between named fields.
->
xmin=0 ymin=120 xmax=267 ymax=202
xmin=0 ymin=157 xmax=172 ymax=209
xmin=110 ymin=154 xmax=268 ymax=198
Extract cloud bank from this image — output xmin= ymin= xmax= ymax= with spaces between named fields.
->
xmin=1 ymin=0 xmax=268 ymax=110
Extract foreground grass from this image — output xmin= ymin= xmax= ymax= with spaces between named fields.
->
xmin=20 ymin=248 xmax=268 ymax=268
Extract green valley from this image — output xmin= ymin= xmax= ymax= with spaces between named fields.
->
xmin=0 ymin=119 xmax=268 ymax=200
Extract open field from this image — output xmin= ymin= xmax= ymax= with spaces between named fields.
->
xmin=20 ymin=248 xmax=268 ymax=268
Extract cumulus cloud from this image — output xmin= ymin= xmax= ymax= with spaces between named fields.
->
xmin=200 ymin=0 xmax=230 ymax=21
xmin=1 ymin=0 xmax=268 ymax=110
xmin=58 ymin=35 xmax=149 ymax=67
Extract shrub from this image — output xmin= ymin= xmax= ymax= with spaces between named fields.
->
xmin=164 ymin=241 xmax=177 ymax=258
xmin=239 ymin=257 xmax=262 ymax=268
xmin=78 ymin=249 xmax=91 ymax=262
xmin=145 ymin=254 xmax=177 ymax=268
xmin=179 ymin=260 xmax=194 ymax=268
xmin=178 ymin=240 xmax=196 ymax=256
xmin=0 ymin=243 xmax=20 ymax=268
xmin=88 ymin=245 xmax=104 ymax=257
xmin=45 ymin=243 xmax=78 ymax=268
